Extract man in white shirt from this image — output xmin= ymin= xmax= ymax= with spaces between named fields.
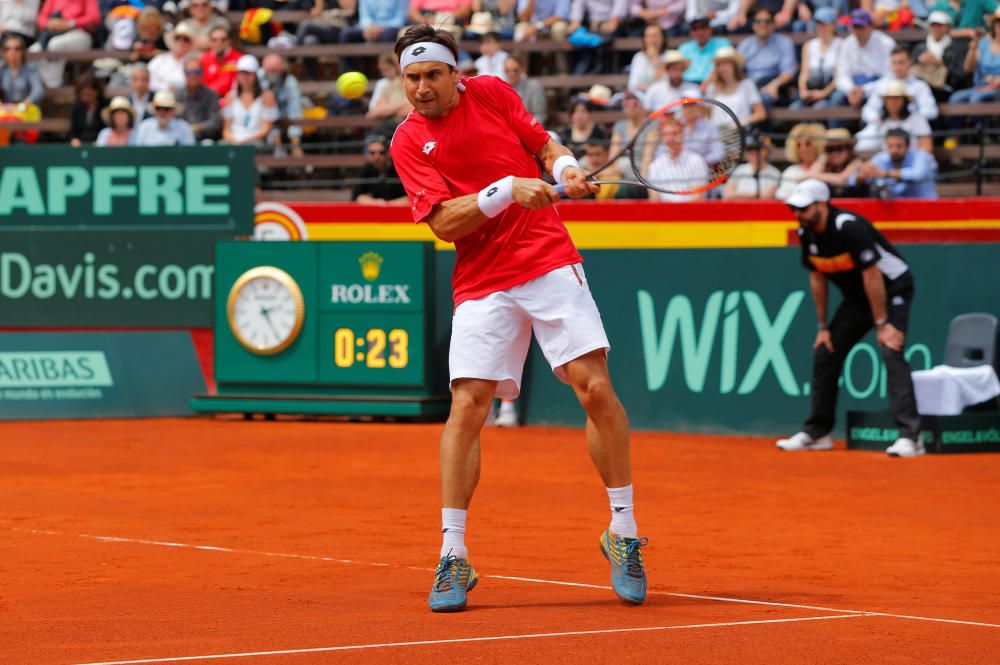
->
xmin=134 ymin=90 xmax=196 ymax=146
xmin=862 ymin=45 xmax=938 ymax=125
xmin=833 ymin=8 xmax=895 ymax=109
xmin=643 ymin=50 xmax=699 ymax=111
xmin=647 ymin=116 xmax=709 ymax=202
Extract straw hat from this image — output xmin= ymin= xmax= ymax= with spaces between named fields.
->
xmin=165 ymin=22 xmax=195 ymax=50
xmin=586 ymin=84 xmax=613 ymax=106
xmin=712 ymin=46 xmax=743 ymax=65
xmin=824 ymin=127 xmax=856 ymax=146
xmin=101 ymin=96 xmax=136 ymax=124
xmin=662 ymin=49 xmax=690 ymax=68
xmin=879 ymin=79 xmax=913 ymax=101
xmin=467 ymin=11 xmax=497 ymax=35
xmin=148 ymin=89 xmax=182 ymax=113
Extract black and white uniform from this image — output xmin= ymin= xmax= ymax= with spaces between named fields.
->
xmin=798 ymin=205 xmax=920 ymax=440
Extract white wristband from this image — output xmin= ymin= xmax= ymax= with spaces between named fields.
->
xmin=552 ymin=155 xmax=580 ymax=185
xmin=477 ymin=176 xmax=515 ymax=218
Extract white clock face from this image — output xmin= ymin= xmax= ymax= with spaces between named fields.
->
xmin=228 ymin=268 xmax=304 ymax=355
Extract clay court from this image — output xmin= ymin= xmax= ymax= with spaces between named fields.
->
xmin=2 ymin=418 xmax=999 ymax=664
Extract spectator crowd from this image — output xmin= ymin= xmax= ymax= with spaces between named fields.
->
xmin=1 ymin=0 xmax=998 ymax=199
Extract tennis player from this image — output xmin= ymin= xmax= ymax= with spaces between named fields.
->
xmin=390 ymin=24 xmax=649 ymax=613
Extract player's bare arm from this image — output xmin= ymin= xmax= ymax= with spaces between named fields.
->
xmin=536 ymin=139 xmax=598 ymax=199
xmin=424 ymin=180 xmax=562 ymax=243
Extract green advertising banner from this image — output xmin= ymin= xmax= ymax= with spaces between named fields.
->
xmin=0 ymin=331 xmax=205 ymax=420
xmin=491 ymin=244 xmax=1000 ymax=437
xmin=0 ymin=146 xmax=255 ymax=327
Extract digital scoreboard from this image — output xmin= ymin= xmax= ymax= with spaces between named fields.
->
xmin=191 ymin=241 xmax=449 ymax=418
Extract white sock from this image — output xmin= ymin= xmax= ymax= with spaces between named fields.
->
xmin=440 ymin=508 xmax=468 ymax=558
xmin=499 ymin=399 xmax=516 ymax=414
xmin=607 ymin=484 xmax=637 ymax=538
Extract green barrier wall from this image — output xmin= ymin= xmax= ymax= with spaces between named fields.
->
xmin=431 ymin=245 xmax=999 ymax=436
xmin=0 ymin=146 xmax=255 ymax=327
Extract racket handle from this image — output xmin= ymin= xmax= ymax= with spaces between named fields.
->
xmin=554 ymin=183 xmax=568 ymax=198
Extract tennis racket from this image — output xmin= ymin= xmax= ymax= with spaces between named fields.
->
xmin=554 ymin=97 xmax=744 ymax=197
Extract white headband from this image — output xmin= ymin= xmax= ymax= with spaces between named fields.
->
xmin=400 ymin=42 xmax=458 ymax=71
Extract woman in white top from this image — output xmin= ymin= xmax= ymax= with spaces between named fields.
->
xmin=704 ymin=46 xmax=766 ymax=127
xmin=222 ymin=55 xmax=279 ymax=145
xmin=95 ymin=95 xmax=135 ymax=146
xmin=855 ymin=80 xmax=932 ymax=152
xmin=776 ymin=122 xmax=826 ymax=200
xmin=627 ymin=24 xmax=668 ymax=99
xmin=792 ymin=7 xmax=842 ymax=109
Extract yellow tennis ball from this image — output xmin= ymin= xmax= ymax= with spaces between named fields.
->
xmin=337 ymin=71 xmax=368 ymax=100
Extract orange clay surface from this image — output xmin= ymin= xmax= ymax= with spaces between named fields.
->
xmin=2 ymin=418 xmax=999 ymax=664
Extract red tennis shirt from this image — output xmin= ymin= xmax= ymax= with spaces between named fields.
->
xmin=390 ymin=75 xmax=582 ymax=306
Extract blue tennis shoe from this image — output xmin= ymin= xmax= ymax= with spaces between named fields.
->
xmin=428 ymin=553 xmax=478 ymax=612
xmin=599 ymin=529 xmax=648 ymax=605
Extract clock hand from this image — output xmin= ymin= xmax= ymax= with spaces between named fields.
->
xmin=260 ymin=308 xmax=280 ymax=339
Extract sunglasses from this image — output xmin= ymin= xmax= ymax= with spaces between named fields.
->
xmin=154 ymin=106 xmax=174 ymax=112
xmin=753 ymin=18 xmax=773 ymax=24
xmin=825 ymin=144 xmax=850 ymax=153
xmin=175 ymin=35 xmax=191 ymax=42
xmin=185 ymin=68 xmax=202 ymax=75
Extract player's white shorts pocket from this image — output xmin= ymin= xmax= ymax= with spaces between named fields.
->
xmin=449 ymin=264 xmax=610 ymax=399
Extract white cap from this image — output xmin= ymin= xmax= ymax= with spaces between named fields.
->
xmin=927 ymin=10 xmax=952 ymax=25
xmin=236 ymin=54 xmax=260 ymax=73
xmin=785 ymin=179 xmax=830 ymax=208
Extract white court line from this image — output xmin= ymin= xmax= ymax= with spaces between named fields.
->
xmin=70 ymin=614 xmax=869 ymax=665
xmin=10 ymin=527 xmax=1000 ymax=629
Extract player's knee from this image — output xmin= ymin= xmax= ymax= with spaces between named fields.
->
xmin=576 ymin=377 xmax=617 ymax=413
xmin=449 ymin=385 xmax=493 ymax=422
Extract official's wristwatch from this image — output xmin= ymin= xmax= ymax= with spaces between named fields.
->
xmin=874 ymin=318 xmax=888 ymax=329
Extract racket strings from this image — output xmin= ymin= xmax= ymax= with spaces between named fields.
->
xmin=629 ymin=100 xmax=744 ymax=195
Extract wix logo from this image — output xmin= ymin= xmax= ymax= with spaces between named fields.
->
xmin=422 ymin=141 xmax=437 ymax=155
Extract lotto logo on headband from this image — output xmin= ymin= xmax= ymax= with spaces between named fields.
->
xmin=400 ymin=41 xmax=458 ymax=70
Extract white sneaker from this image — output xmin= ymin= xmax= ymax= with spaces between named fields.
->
xmin=886 ymin=437 xmax=926 ymax=457
xmin=776 ymin=432 xmax=834 ymax=451
xmin=494 ymin=408 xmax=518 ymax=428
xmin=485 ymin=407 xmax=497 ymax=426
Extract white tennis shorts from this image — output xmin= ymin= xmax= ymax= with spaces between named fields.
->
xmin=449 ymin=263 xmax=610 ymax=399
